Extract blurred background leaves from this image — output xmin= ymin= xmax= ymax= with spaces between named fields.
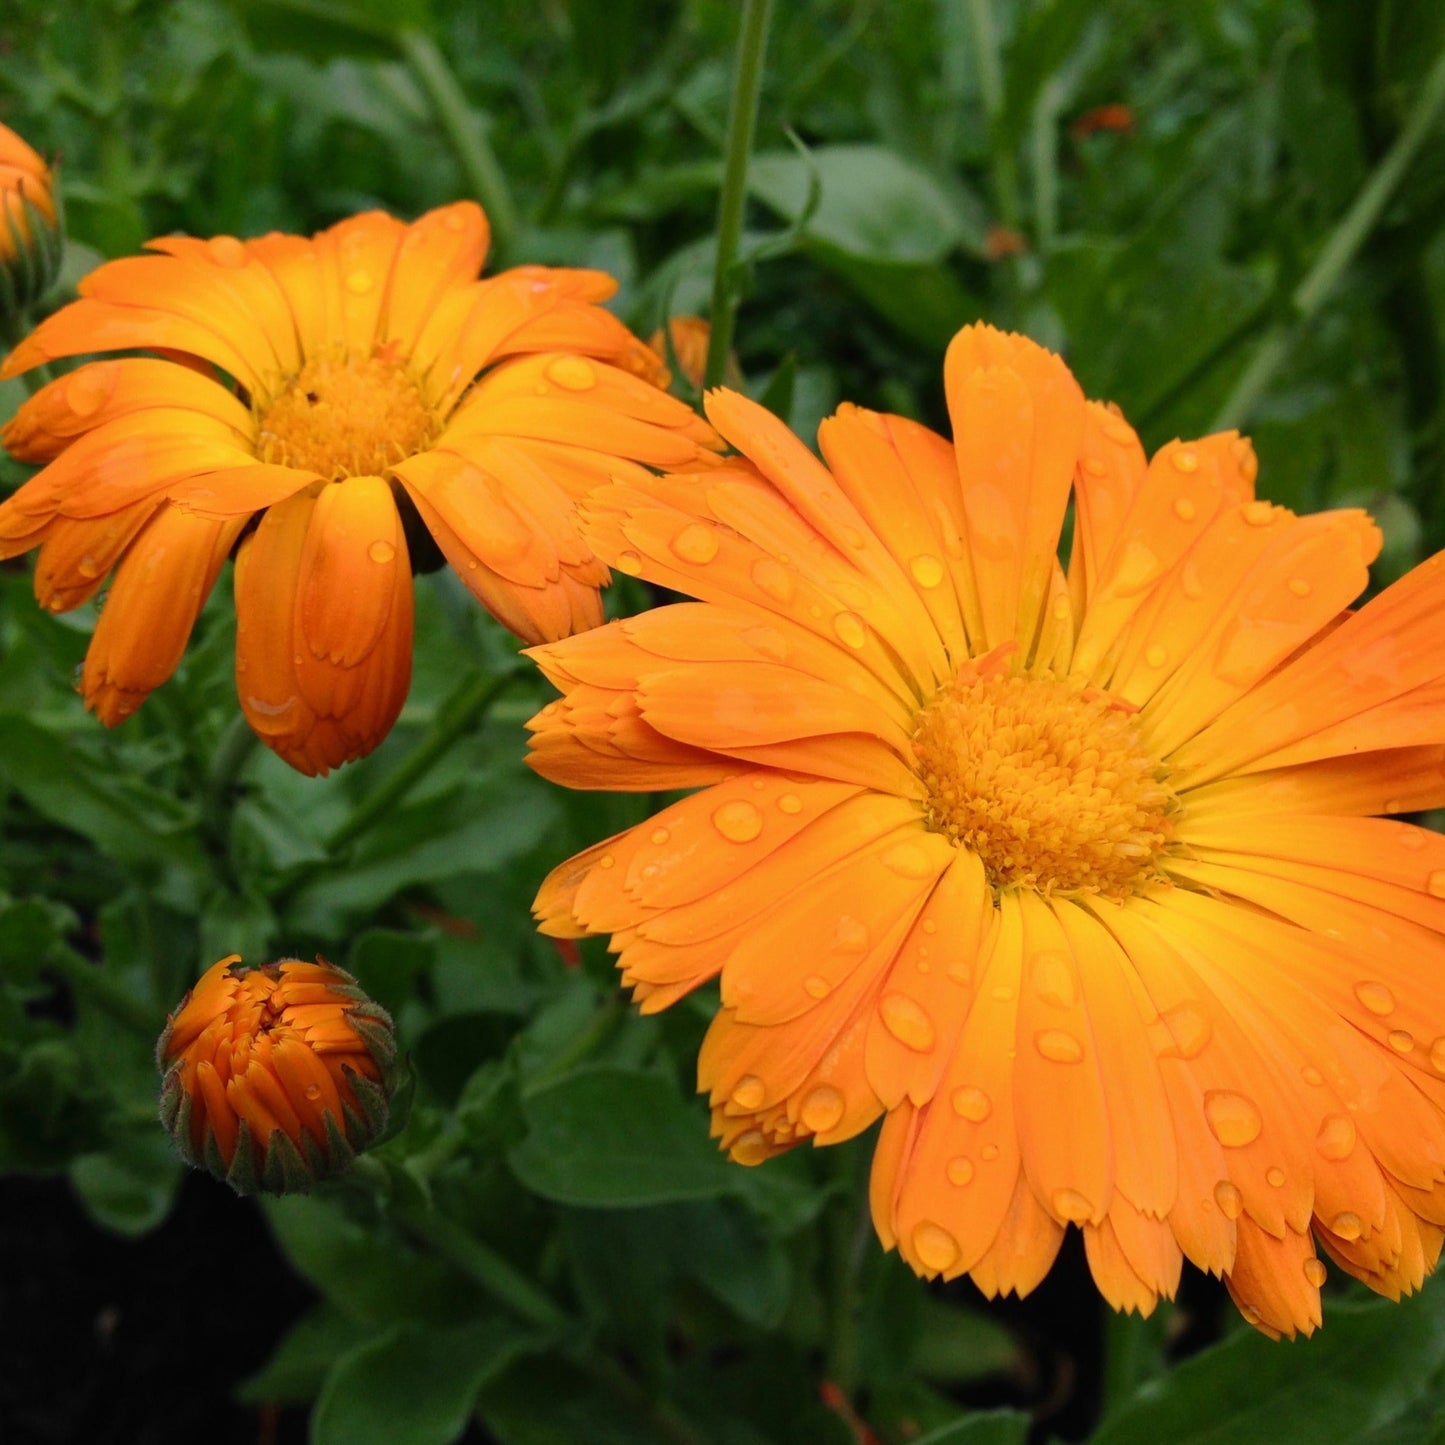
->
xmin=2 ymin=0 xmax=1445 ymax=1442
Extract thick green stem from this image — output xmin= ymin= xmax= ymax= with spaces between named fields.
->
xmin=704 ymin=0 xmax=774 ymax=392
xmin=397 ymin=28 xmax=520 ymax=261
xmin=967 ymin=0 xmax=1022 ymax=229
xmin=325 ymin=667 xmax=529 ymax=855
xmin=1211 ymin=42 xmax=1445 ymax=431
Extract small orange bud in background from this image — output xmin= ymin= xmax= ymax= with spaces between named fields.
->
xmin=157 ymin=954 xmax=396 ymax=1195
xmin=648 ymin=315 xmax=743 ymax=393
xmin=0 ymin=120 xmax=60 ymax=316
xmin=1069 ymin=102 xmax=1136 ymax=141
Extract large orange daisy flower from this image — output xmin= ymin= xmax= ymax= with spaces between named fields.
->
xmin=529 ymin=325 xmax=1445 ymax=1337
xmin=0 ymin=202 xmax=720 ymax=774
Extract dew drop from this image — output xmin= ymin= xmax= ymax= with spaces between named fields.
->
xmin=1157 ymin=1003 xmax=1212 ymax=1060
xmin=712 ymin=799 xmax=763 ymax=843
xmin=1301 ymin=1065 xmax=1324 ymax=1086
xmin=1173 ymin=497 xmax=1197 ymax=521
xmin=345 ymin=269 xmax=373 ymax=294
xmin=597 ymin=854 xmax=615 ymax=870
xmin=1287 ymin=577 xmax=1312 ymax=598
xmin=1266 ymin=1166 xmax=1285 ymax=1188
xmin=1030 ymin=949 xmax=1076 ymax=1009
xmin=946 ymin=1156 xmax=975 ymax=1186
xmin=1303 ymin=1258 xmax=1327 ymax=1288
xmin=1330 ymin=1211 xmax=1363 ymax=1242
xmin=801 ymin=1085 xmax=845 ymax=1134
xmin=649 ymin=827 xmax=670 ymax=846
xmin=670 ymin=522 xmax=719 ymax=565
xmin=304 ymin=1083 xmax=322 ymax=1100
xmin=981 ymin=1142 xmax=1000 ymax=1161
xmin=947 ymin=961 xmax=970 ymax=986
xmin=841 ymin=526 xmax=866 ymax=550
xmin=1389 ymin=1028 xmax=1415 ymax=1054
xmin=1203 ymin=1089 xmax=1262 ymax=1147
xmin=1180 ymin=563 xmax=1205 ymax=600
xmin=1145 ymin=642 xmax=1168 ymax=668
xmin=731 ymin=1075 xmax=765 ymax=1110
xmin=777 ymin=793 xmax=802 ymax=815
xmin=78 ymin=554 xmax=102 ymax=579
xmin=879 ymin=993 xmax=936 ymax=1052
xmin=952 ymin=1085 xmax=992 ymax=1122
xmin=1315 ymin=1113 xmax=1356 ymax=1161
xmin=1052 ymin=1188 xmax=1093 ymax=1222
xmin=750 ymin=557 xmax=795 ymax=603
xmin=882 ymin=841 xmax=934 ymax=879
xmin=208 ymin=235 xmax=249 ymax=268
xmin=833 ymin=916 xmax=870 ymax=953
xmin=1082 ymin=457 xmax=1108 ymax=478
xmin=731 ymin=1131 xmax=769 ymax=1165
xmin=910 ymin=554 xmax=945 ymax=589
xmin=804 ymin=975 xmax=831 ymax=1000
xmin=1427 ymin=869 xmax=1445 ymax=899
xmin=1354 ymin=980 xmax=1395 ymax=1016
xmin=833 ymin=611 xmax=868 ymax=649
xmin=615 ymin=550 xmax=644 ymax=576
xmin=1431 ymin=1038 xmax=1445 ymax=1074
xmin=912 ymin=1221 xmax=960 ymax=1274
xmin=1243 ymin=500 xmax=1274 ymax=527
xmin=368 ymin=539 xmax=396 ymax=564
xmin=1172 ymin=449 xmax=1200 ymax=474
xmin=546 ymin=356 xmax=597 ymax=391
xmin=922 ymin=919 xmax=938 ymax=935
xmin=1035 ymin=1028 xmax=1084 ymax=1064
xmin=1213 ymin=1180 xmax=1243 ymax=1219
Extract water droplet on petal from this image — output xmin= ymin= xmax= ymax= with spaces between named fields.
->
xmin=546 ymin=356 xmax=597 ymax=391
xmin=712 ymin=799 xmax=763 ymax=843
xmin=833 ymin=916 xmax=869 ymax=953
xmin=832 ymin=611 xmax=867 ymax=649
xmin=777 ymin=793 xmax=802 ymax=815
xmin=1354 ymin=980 xmax=1395 ymax=1016
xmin=1082 ymin=457 xmax=1108 ymax=478
xmin=1145 ymin=642 xmax=1168 ymax=668
xmin=1203 ymin=1090 xmax=1262 ymax=1147
xmin=1172 ymin=449 xmax=1199 ymax=474
xmin=1157 ymin=1003 xmax=1211 ymax=1060
xmin=1288 ymin=577 xmax=1312 ymax=598
xmin=1389 ymin=1028 xmax=1415 ymax=1053
xmin=1173 ymin=496 xmax=1197 ymax=521
xmin=912 ymin=1221 xmax=960 ymax=1274
xmin=1266 ymin=1166 xmax=1285 ymax=1187
xmin=750 ymin=557 xmax=795 ymax=603
xmin=208 ymin=235 xmax=248 ymax=267
xmin=922 ymin=919 xmax=938 ymax=935
xmin=304 ymin=1083 xmax=322 ymax=1100
xmin=731 ymin=1131 xmax=769 ymax=1165
xmin=946 ymin=1156 xmax=975 ymax=1186
xmin=910 ymin=554 xmax=945 ymax=589
xmin=1303 ymin=1258 xmax=1327 ymax=1288
xmin=1430 ymin=1038 xmax=1445 ymax=1074
xmin=649 ymin=827 xmax=669 ymax=846
xmin=1315 ymin=1114 xmax=1356 ymax=1160
xmin=1243 ymin=500 xmax=1275 ymax=527
xmin=1397 ymin=826 xmax=1426 ymax=849
xmin=368 ymin=540 xmax=396 ymax=564
xmin=1301 ymin=1065 xmax=1324 ymax=1086
xmin=1035 ymin=1029 xmax=1084 ymax=1064
xmin=1330 ymin=1211 xmax=1363 ymax=1242
xmin=804 ymin=975 xmax=831 ymax=1000
xmin=981 ymin=1142 xmax=1000 ymax=1161
xmin=597 ymin=854 xmax=615 ymax=870
xmin=730 ymin=1075 xmax=764 ymax=1110
xmin=952 ymin=1086 xmax=991 ymax=1122
xmin=615 ymin=550 xmax=643 ymax=576
xmin=1427 ymin=869 xmax=1445 ymax=898
xmin=345 ymin=269 xmax=373 ymax=294
xmin=880 ymin=993 xmax=936 ymax=1052
xmin=1052 ymin=1188 xmax=1093 ymax=1222
xmin=1031 ymin=950 xmax=1076 ymax=1009
xmin=78 ymin=554 xmax=101 ymax=579
xmin=670 ymin=522 xmax=719 ymax=565
xmin=882 ymin=841 xmax=934 ymax=879
xmin=800 ymin=1085 xmax=845 ymax=1134
xmin=1214 ymin=1180 xmax=1243 ymax=1219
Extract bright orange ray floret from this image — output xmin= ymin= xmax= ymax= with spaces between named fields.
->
xmin=528 ymin=323 xmax=1445 ymax=1337
xmin=0 ymin=202 xmax=722 ymax=773
xmin=157 ymin=953 xmax=396 ymax=1194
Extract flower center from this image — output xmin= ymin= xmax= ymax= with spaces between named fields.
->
xmin=912 ymin=647 xmax=1175 ymax=897
xmin=256 ymin=349 xmax=436 ymax=479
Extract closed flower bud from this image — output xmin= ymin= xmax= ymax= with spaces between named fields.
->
xmin=0 ymin=121 xmax=60 ymax=318
xmin=157 ymin=954 xmax=396 ymax=1195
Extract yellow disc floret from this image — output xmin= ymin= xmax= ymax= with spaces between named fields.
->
xmin=256 ymin=348 xmax=436 ymax=479
xmin=913 ymin=647 xmax=1175 ymax=897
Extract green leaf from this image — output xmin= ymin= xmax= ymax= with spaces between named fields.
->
xmin=237 ymin=1304 xmax=373 ymax=1406
xmin=748 ymin=145 xmax=984 ymax=264
xmin=916 ymin=1411 xmax=1031 ymax=1445
xmin=509 ymin=1065 xmax=735 ymax=1207
xmin=312 ymin=1318 xmax=533 ymax=1445
xmin=1090 ymin=1283 xmax=1445 ymax=1445
xmin=69 ymin=1129 xmax=184 ymax=1237
xmin=238 ymin=0 xmax=431 ymax=60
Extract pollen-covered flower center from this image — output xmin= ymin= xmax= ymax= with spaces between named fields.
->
xmin=913 ymin=662 xmax=1174 ymax=897
xmin=257 ymin=351 xmax=436 ymax=479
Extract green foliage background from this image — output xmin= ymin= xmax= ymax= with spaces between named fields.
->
xmin=2 ymin=1 xmax=1445 ymax=1442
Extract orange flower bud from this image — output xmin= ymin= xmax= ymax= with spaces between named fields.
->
xmin=0 ymin=120 xmax=60 ymax=316
xmin=647 ymin=315 xmax=743 ymax=393
xmin=157 ymin=954 xmax=396 ymax=1195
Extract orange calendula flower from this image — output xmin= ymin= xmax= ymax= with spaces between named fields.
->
xmin=0 ymin=202 xmax=720 ymax=773
xmin=529 ymin=324 xmax=1445 ymax=1338
xmin=158 ymin=954 xmax=396 ymax=1194
xmin=0 ymin=120 xmax=60 ymax=314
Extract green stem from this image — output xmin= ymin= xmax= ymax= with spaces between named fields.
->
xmin=1030 ymin=77 xmax=1065 ymax=256
xmin=397 ymin=28 xmax=520 ymax=261
xmin=967 ymin=0 xmax=1022 ymax=229
xmin=206 ymin=714 xmax=259 ymax=813
xmin=824 ymin=1141 xmax=870 ymax=1398
xmin=48 ymin=945 xmax=158 ymax=1036
xmin=1211 ymin=42 xmax=1445 ymax=431
xmin=704 ymin=0 xmax=774 ymax=392
xmin=1100 ymin=1304 xmax=1167 ymax=1420
xmin=325 ymin=666 xmax=529 ymax=855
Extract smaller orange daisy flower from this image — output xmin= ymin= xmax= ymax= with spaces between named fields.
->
xmin=0 ymin=202 xmax=721 ymax=773
xmin=157 ymin=953 xmax=396 ymax=1194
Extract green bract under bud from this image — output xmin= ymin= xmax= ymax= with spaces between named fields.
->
xmin=157 ymin=954 xmax=396 ymax=1195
